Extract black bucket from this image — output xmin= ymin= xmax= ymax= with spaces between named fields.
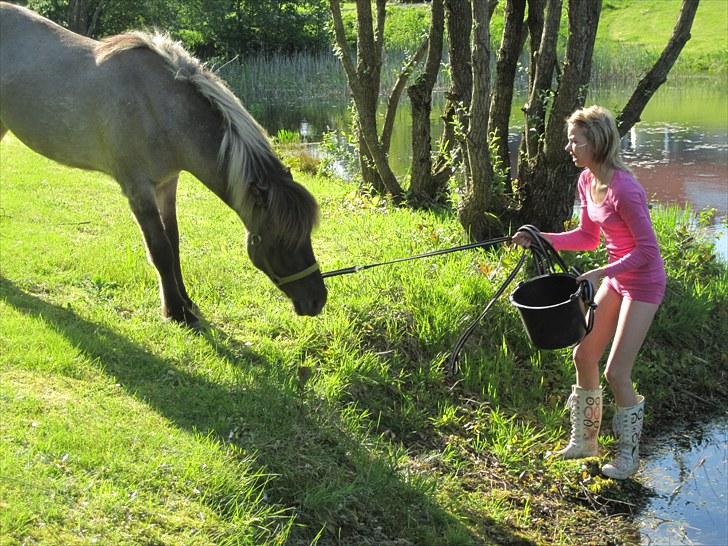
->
xmin=509 ymin=273 xmax=595 ymax=350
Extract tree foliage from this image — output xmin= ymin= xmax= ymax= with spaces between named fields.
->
xmin=20 ymin=0 xmax=330 ymax=56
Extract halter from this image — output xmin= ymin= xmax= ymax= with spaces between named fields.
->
xmin=249 ymin=234 xmax=320 ymax=287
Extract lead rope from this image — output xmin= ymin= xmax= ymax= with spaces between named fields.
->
xmin=446 ymin=225 xmax=566 ymax=377
xmin=321 ymin=236 xmax=512 ymax=279
xmin=446 ymin=251 xmax=528 ymax=376
xmin=320 ymin=227 xmax=585 ymax=379
xmin=446 ymin=225 xmax=596 ymax=377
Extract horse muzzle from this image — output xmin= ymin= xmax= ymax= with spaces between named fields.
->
xmin=293 ymin=289 xmax=327 ymax=316
xmin=269 ymin=261 xmax=326 ymax=316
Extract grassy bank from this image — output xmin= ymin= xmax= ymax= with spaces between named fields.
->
xmin=341 ymin=0 xmax=727 ymax=75
xmin=1 ymin=134 xmax=726 ymax=545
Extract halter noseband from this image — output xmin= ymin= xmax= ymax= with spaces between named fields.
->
xmin=249 ymin=234 xmax=320 ymax=287
xmin=273 ymin=261 xmax=321 ymax=286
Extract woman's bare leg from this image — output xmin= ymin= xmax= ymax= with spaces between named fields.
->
xmin=604 ymin=299 xmax=660 ymax=407
xmin=572 ymin=281 xmax=622 ymax=389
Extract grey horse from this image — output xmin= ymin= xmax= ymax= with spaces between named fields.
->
xmin=0 ymin=3 xmax=327 ymax=327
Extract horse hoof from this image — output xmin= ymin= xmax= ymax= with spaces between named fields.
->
xmin=163 ymin=307 xmax=202 ymax=330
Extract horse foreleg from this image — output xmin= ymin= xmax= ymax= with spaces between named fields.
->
xmin=155 ymin=176 xmax=198 ymax=312
xmin=125 ymin=182 xmax=200 ymax=328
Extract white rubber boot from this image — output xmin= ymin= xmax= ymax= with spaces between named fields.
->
xmin=601 ymin=396 xmax=645 ymax=480
xmin=551 ymin=385 xmax=602 ymax=459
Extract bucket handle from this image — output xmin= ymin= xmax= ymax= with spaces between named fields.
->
xmin=519 ymin=224 xmax=599 ymax=337
xmin=574 ymin=279 xmax=598 ymax=336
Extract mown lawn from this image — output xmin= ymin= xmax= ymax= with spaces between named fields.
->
xmin=1 ymin=133 xmax=726 ymax=545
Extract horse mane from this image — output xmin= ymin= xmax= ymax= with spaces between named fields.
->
xmin=95 ymin=32 xmax=318 ymax=246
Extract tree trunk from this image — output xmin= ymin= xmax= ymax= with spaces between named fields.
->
xmin=383 ymin=38 xmax=429 ymax=155
xmin=407 ymin=0 xmax=445 ymax=206
xmin=329 ymin=0 xmax=404 ymax=200
xmin=524 ymin=0 xmax=546 ymax=86
xmin=489 ymin=0 xmax=527 ymax=180
xmin=67 ymin=0 xmax=89 ymax=34
xmin=432 ymin=0 xmax=472 ymax=184
xmin=86 ymin=1 xmax=105 ymax=36
xmin=357 ymin=133 xmax=387 ymax=194
xmin=66 ymin=0 xmax=105 ymax=36
xmin=518 ymin=0 xmax=600 ymax=232
xmin=458 ymin=0 xmax=498 ymax=240
xmin=617 ymin=0 xmax=700 ymax=136
xmin=520 ymin=0 xmax=560 ymax=164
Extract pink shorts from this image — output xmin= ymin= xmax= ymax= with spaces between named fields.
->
xmin=606 ymin=275 xmax=665 ymax=305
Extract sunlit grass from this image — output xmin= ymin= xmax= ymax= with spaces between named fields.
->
xmin=1 ymin=134 xmax=726 ymax=545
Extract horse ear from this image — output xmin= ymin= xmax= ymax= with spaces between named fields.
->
xmin=248 ymin=179 xmax=269 ymax=207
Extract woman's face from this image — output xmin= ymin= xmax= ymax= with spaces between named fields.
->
xmin=565 ymin=124 xmax=594 ymax=169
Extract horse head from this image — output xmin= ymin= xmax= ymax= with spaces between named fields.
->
xmin=243 ymin=171 xmax=327 ymax=316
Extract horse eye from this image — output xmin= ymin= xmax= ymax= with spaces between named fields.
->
xmin=249 ymin=234 xmax=262 ymax=246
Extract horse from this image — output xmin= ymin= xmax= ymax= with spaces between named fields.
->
xmin=0 ymin=2 xmax=327 ymax=328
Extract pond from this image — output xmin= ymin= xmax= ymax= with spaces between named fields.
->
xmin=638 ymin=415 xmax=728 ymax=546
xmin=228 ymin=58 xmax=727 ymax=259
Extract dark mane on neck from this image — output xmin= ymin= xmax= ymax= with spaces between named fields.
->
xmin=261 ymin=168 xmax=320 ymax=248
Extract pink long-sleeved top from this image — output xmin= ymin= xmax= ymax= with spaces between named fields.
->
xmin=545 ymin=169 xmax=666 ymax=288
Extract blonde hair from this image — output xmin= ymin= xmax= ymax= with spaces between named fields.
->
xmin=567 ymin=105 xmax=630 ymax=172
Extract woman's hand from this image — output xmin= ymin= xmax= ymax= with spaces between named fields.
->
xmin=576 ymin=268 xmax=605 ymax=288
xmin=511 ymin=231 xmax=534 ymax=248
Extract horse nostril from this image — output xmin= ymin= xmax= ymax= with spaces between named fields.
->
xmin=292 ymin=298 xmax=325 ymax=317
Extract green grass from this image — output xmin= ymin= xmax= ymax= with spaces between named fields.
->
xmin=599 ymin=0 xmax=728 ymax=73
xmin=1 ymin=134 xmax=727 ymax=544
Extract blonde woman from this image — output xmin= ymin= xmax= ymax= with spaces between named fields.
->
xmin=512 ymin=105 xmax=666 ymax=479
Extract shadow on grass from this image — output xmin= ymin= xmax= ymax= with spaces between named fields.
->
xmin=0 ymin=276 xmax=535 ymax=546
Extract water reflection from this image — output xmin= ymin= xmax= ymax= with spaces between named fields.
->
xmin=638 ymin=416 xmax=728 ymax=546
xmin=235 ymin=72 xmax=727 ymax=257
xmin=245 ymin=89 xmax=726 ymax=205
xmin=622 ymin=124 xmax=728 ymax=217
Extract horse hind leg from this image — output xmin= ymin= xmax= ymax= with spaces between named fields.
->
xmin=155 ymin=176 xmax=198 ymax=313
xmin=123 ymin=177 xmax=200 ymax=328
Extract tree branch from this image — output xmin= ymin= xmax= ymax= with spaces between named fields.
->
xmin=617 ymin=0 xmax=700 ymax=136
xmin=521 ymin=0 xmax=561 ymax=160
xmin=489 ymin=0 xmax=527 ymax=177
xmin=382 ymin=37 xmax=429 ymax=153
xmin=374 ymin=0 xmax=387 ymax=71
xmin=87 ymin=0 xmax=106 ymax=37
xmin=328 ymin=0 xmax=358 ymax=90
xmin=544 ymin=0 xmax=600 ymax=163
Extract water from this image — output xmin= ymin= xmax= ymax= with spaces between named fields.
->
xmin=638 ymin=416 xmax=728 ymax=546
xmin=233 ymin=67 xmax=727 ymax=258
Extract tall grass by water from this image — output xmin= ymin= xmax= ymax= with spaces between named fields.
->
xmin=211 ymin=0 xmax=726 ymax=113
xmin=216 ymin=53 xmax=348 ymax=106
xmin=1 ymin=134 xmax=726 ymax=544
